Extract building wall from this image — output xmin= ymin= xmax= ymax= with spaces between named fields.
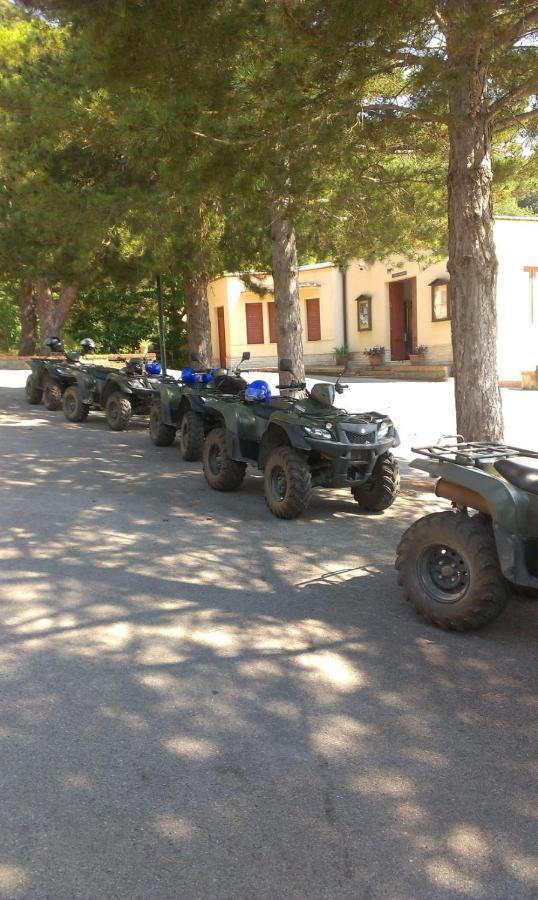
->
xmin=494 ymin=217 xmax=538 ymax=380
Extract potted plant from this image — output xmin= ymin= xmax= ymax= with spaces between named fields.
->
xmin=334 ymin=344 xmax=350 ymax=366
xmin=409 ymin=344 xmax=428 ymax=365
xmin=364 ymin=345 xmax=385 ymax=366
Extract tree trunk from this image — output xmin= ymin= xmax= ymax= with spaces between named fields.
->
xmin=446 ymin=10 xmax=504 ymax=441
xmin=34 ymin=279 xmax=78 ymax=353
xmin=18 ymin=279 xmax=37 ymax=356
xmin=183 ymin=273 xmax=212 ymax=368
xmin=271 ymin=200 xmax=305 ymax=386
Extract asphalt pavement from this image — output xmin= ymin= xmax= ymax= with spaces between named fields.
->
xmin=0 ymin=377 xmax=536 ymax=900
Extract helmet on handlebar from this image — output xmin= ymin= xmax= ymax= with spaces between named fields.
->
xmin=146 ymin=360 xmax=162 ymax=376
xmin=181 ymin=366 xmax=200 ymax=384
xmin=45 ymin=336 xmax=64 ymax=354
xmin=80 ymin=338 xmax=96 ymax=353
xmin=245 ymin=379 xmax=272 ymax=403
xmin=201 ymin=371 xmax=214 ymax=383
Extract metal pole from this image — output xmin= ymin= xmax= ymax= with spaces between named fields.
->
xmin=156 ymin=273 xmax=167 ymax=375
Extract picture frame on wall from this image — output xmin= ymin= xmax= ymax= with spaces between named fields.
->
xmin=357 ymin=294 xmax=372 ymax=331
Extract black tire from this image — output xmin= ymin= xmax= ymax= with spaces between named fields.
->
xmin=149 ymin=403 xmax=176 ymax=446
xmin=179 ymin=410 xmax=204 ymax=461
xmin=352 ymin=452 xmax=400 ymax=512
xmin=25 ymin=374 xmax=42 ymax=405
xmin=106 ymin=392 xmax=132 ymax=431
xmin=203 ymin=427 xmax=246 ymax=491
xmin=263 ymin=445 xmax=312 ymax=519
xmin=43 ymin=379 xmax=63 ymax=411
xmin=396 ymin=510 xmax=510 ymax=631
xmin=63 ymin=386 xmax=90 ymax=422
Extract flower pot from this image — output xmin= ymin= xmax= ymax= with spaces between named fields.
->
xmin=368 ymin=354 xmax=384 ymax=366
xmin=336 ymin=355 xmax=349 ymax=367
xmin=409 ymin=354 xmax=427 ymax=365
xmin=522 ymin=370 xmax=538 ymax=390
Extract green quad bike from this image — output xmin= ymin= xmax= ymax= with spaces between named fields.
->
xmin=25 ymin=337 xmax=96 ymax=410
xmin=201 ymin=358 xmax=400 ymax=519
xmin=149 ymin=352 xmax=251 ymax=461
xmin=396 ymin=440 xmax=538 ymax=630
xmin=62 ymin=354 xmax=163 ymax=430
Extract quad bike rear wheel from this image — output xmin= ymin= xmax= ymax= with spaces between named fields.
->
xmin=203 ymin=427 xmax=246 ymax=491
xmin=63 ymin=386 xmax=90 ymax=422
xmin=179 ymin=410 xmax=204 ymax=461
xmin=106 ymin=392 xmax=132 ymax=431
xmin=43 ymin=379 xmax=63 ymax=411
xmin=352 ymin=452 xmax=400 ymax=512
xmin=263 ymin=446 xmax=312 ymax=519
xmin=149 ymin=403 xmax=176 ymax=446
xmin=25 ymin=374 xmax=43 ymax=405
xmin=396 ymin=510 xmax=510 ymax=631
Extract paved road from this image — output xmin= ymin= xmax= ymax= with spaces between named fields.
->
xmin=0 ymin=379 xmax=536 ymax=900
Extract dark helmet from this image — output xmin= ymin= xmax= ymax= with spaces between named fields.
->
xmin=80 ymin=338 xmax=96 ymax=353
xmin=45 ymin=336 xmax=64 ymax=354
xmin=126 ymin=359 xmax=144 ymax=375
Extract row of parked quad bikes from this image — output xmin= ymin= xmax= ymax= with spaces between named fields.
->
xmin=25 ymin=337 xmax=538 ymax=632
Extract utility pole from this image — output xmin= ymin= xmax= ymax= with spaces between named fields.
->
xmin=156 ymin=273 xmax=167 ymax=375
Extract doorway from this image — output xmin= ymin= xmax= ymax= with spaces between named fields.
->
xmin=217 ymin=306 xmax=227 ymax=367
xmin=389 ymin=277 xmax=417 ymax=361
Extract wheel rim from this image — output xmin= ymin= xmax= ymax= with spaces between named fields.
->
xmin=208 ymin=442 xmax=222 ymax=475
xmin=271 ymin=464 xmax=288 ymax=502
xmin=418 ymin=544 xmax=470 ymax=603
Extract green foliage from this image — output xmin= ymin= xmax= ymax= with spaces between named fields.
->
xmin=66 ymin=275 xmax=187 ymax=365
xmin=0 ymin=282 xmax=20 ymax=351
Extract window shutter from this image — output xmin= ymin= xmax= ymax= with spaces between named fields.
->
xmin=268 ymin=302 xmax=277 ymax=343
xmin=245 ymin=302 xmax=264 ymax=344
xmin=306 ymin=298 xmax=321 ymax=342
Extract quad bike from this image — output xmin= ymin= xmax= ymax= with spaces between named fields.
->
xmin=201 ymin=358 xmax=400 ymax=519
xmin=62 ymin=354 xmax=163 ymax=430
xmin=396 ymin=440 xmax=538 ymax=630
xmin=25 ymin=337 xmax=96 ymax=410
xmin=149 ymin=352 xmax=251 ymax=460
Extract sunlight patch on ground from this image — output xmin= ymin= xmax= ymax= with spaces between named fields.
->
xmin=296 ymin=650 xmax=364 ymax=692
xmin=153 ymin=813 xmax=195 ymax=841
xmin=164 ymin=736 xmax=218 ymax=759
xmin=425 ymin=858 xmax=486 ymax=896
xmin=0 ymin=864 xmax=27 ymax=893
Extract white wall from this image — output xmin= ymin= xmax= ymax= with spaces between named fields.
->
xmin=495 ymin=217 xmax=538 ymax=380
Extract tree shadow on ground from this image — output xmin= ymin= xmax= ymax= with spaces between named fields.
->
xmin=0 ymin=386 xmax=536 ymax=900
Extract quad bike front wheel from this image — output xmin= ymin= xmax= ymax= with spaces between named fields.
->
xmin=396 ymin=510 xmax=510 ymax=631
xmin=106 ymin=392 xmax=132 ymax=431
xmin=25 ymin=374 xmax=43 ymax=405
xmin=352 ymin=452 xmax=400 ymax=512
xmin=149 ymin=403 xmax=176 ymax=446
xmin=62 ymin=386 xmax=90 ymax=423
xmin=179 ymin=410 xmax=204 ymax=461
xmin=203 ymin=427 xmax=246 ymax=491
xmin=263 ymin=446 xmax=312 ymax=519
xmin=43 ymin=379 xmax=63 ymax=411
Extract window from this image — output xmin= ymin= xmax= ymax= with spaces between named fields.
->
xmin=357 ymin=295 xmax=372 ymax=331
xmin=306 ymin=298 xmax=321 ymax=342
xmin=245 ymin=302 xmax=264 ymax=344
xmin=524 ymin=267 xmax=538 ymax=324
xmin=268 ymin=302 xmax=277 ymax=343
xmin=430 ymin=279 xmax=451 ymax=321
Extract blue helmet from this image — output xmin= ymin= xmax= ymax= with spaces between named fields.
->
xmin=146 ymin=360 xmax=162 ymax=376
xmin=245 ymin=379 xmax=272 ymax=403
xmin=201 ymin=371 xmax=214 ymax=384
xmin=181 ymin=366 xmax=199 ymax=384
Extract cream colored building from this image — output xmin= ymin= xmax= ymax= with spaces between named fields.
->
xmin=207 ymin=216 xmax=538 ymax=381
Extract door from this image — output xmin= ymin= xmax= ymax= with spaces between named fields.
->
xmin=217 ymin=306 xmax=226 ymax=367
xmin=389 ymin=278 xmax=417 ymax=361
xmin=389 ymin=282 xmax=407 ymax=361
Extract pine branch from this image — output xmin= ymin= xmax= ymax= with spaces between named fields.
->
xmin=494 ymin=106 xmax=538 ymax=129
xmin=496 ymin=6 xmax=538 ymax=45
xmin=488 ymin=75 xmax=538 ymax=118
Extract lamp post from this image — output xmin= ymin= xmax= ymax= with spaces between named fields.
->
xmin=156 ymin=273 xmax=167 ymax=375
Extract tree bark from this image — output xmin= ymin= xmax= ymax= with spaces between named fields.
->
xmin=446 ymin=5 xmax=504 ymax=441
xmin=183 ymin=273 xmax=213 ymax=368
xmin=33 ymin=279 xmax=78 ymax=353
xmin=271 ymin=200 xmax=305 ymax=386
xmin=18 ymin=279 xmax=37 ymax=356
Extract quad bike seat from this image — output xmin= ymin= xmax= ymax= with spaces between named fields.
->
xmin=495 ymin=457 xmax=538 ymax=496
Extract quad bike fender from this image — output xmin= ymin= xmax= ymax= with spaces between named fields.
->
xmin=73 ymin=371 xmax=97 ymax=403
xmin=258 ymin=420 xmax=311 ymax=467
xmin=26 ymin=359 xmax=47 ymax=388
xmin=155 ymin=382 xmax=183 ymax=426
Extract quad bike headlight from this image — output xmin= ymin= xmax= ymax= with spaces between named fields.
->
xmin=303 ymin=425 xmax=333 ymax=440
xmin=377 ymin=420 xmax=391 ymax=440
